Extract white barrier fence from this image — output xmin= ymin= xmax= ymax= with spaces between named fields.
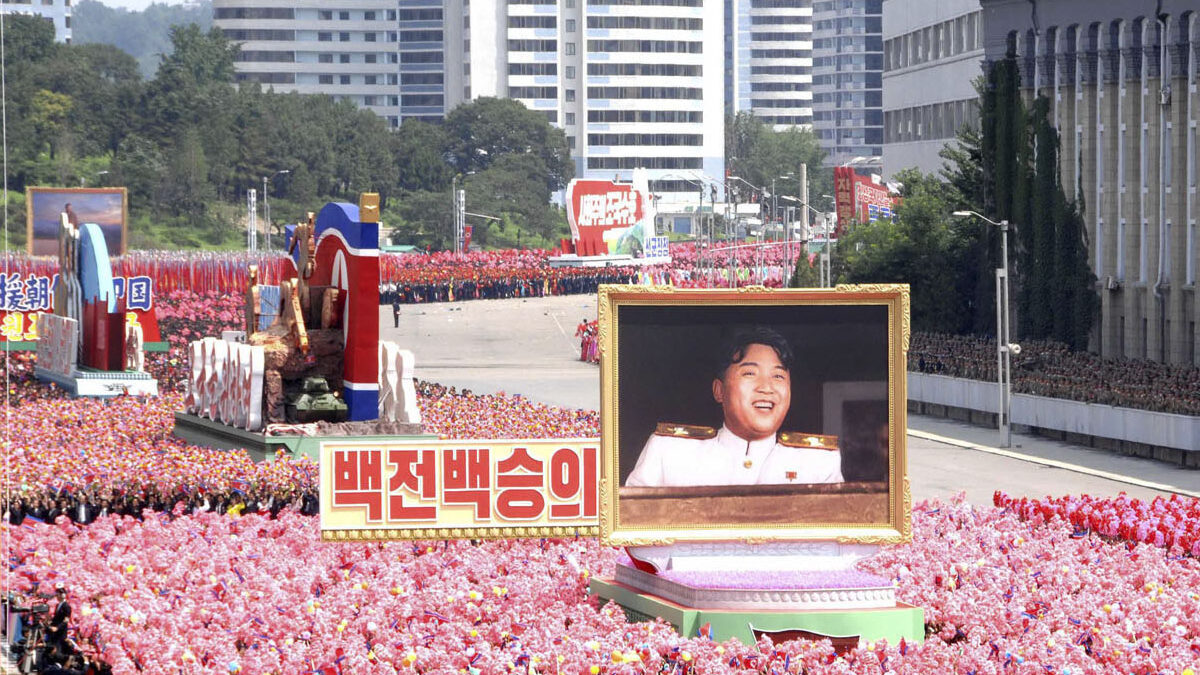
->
xmin=185 ymin=336 xmax=421 ymax=431
xmin=908 ymin=372 xmax=1200 ymax=453
xmin=186 ymin=337 xmax=266 ymax=431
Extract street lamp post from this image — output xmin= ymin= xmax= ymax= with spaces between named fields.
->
xmin=263 ymin=169 xmax=290 ymax=251
xmin=953 ymin=210 xmax=1015 ymax=448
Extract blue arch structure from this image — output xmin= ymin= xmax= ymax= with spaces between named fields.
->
xmin=78 ymin=223 xmax=117 ymax=313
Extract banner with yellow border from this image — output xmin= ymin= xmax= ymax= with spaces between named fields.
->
xmin=320 ymin=439 xmax=600 ymax=540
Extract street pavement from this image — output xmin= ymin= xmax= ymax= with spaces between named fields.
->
xmin=385 ymin=295 xmax=1200 ymax=504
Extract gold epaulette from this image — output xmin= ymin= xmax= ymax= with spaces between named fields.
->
xmin=655 ymin=423 xmax=717 ymax=440
xmin=778 ymin=432 xmax=839 ymax=450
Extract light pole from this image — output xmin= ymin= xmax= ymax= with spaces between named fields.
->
xmin=452 ymin=174 xmax=465 ymax=254
xmin=953 ymin=210 xmax=1017 ymax=448
xmin=263 ymin=169 xmax=290 ymax=250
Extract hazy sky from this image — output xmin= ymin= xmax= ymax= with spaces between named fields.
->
xmin=96 ymin=0 xmax=191 ymax=11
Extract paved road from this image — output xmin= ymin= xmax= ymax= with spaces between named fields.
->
xmin=385 ymin=295 xmax=1200 ymax=504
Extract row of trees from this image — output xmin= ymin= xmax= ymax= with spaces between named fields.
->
xmin=1 ymin=16 xmax=573 ymax=250
xmin=827 ymin=56 xmax=1096 ymax=349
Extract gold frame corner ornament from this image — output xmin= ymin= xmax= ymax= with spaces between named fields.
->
xmin=598 ymin=284 xmax=912 ymax=547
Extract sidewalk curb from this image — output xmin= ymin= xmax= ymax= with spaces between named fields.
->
xmin=908 ymin=428 xmax=1200 ymax=499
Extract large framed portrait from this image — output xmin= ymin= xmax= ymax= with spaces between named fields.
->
xmin=26 ymin=187 xmax=127 ymax=257
xmin=598 ymin=285 xmax=910 ymax=546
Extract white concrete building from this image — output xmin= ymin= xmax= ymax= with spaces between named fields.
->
xmin=881 ymin=0 xmax=984 ymax=178
xmin=445 ymin=0 xmax=725 ymax=209
xmin=213 ymin=0 xmax=401 ymax=127
xmin=2 ymin=0 xmax=72 ymax=43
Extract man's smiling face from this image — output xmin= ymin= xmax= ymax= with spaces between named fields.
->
xmin=712 ymin=342 xmax=792 ymax=441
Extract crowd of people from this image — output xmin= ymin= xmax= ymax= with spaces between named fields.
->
xmin=3 ymin=483 xmax=319 ymax=527
xmin=378 ymin=251 xmax=640 ymax=304
xmin=910 ymin=332 xmax=1200 ymax=415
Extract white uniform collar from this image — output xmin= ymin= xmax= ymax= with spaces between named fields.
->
xmin=716 ymin=425 xmax=776 ymax=458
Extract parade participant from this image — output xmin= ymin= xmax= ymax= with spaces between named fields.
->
xmin=625 ymin=327 xmax=843 ymax=487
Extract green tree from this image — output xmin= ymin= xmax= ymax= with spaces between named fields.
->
xmin=443 ymin=97 xmax=573 ymax=192
xmin=835 ymin=169 xmax=975 ymax=333
xmin=974 ymin=54 xmax=1098 ymax=349
xmin=465 ymin=154 xmax=564 ymax=244
xmin=392 ymin=119 xmax=454 ymax=192
xmin=725 ymin=112 xmax=830 ymax=212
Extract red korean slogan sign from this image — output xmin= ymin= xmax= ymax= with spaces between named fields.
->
xmin=833 ymin=167 xmax=900 ymax=236
xmin=565 ymin=180 xmax=645 ymax=257
xmin=320 ymin=439 xmax=600 ymax=540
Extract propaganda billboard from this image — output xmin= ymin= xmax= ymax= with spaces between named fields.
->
xmin=833 ymin=168 xmax=899 ymax=236
xmin=564 ymin=168 xmax=664 ymax=259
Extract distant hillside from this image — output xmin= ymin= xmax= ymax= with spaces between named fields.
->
xmin=73 ymin=0 xmax=213 ymax=78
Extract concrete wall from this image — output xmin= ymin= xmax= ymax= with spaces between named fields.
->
xmin=908 ymin=372 xmax=1200 ymax=459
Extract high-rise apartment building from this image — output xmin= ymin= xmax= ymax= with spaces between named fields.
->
xmin=812 ymin=0 xmax=883 ymax=169
xmin=980 ymin=0 xmax=1198 ymax=364
xmin=881 ymin=0 xmax=983 ymax=178
xmin=219 ymin=0 xmax=724 ymax=201
xmin=213 ymin=0 xmax=401 ymax=127
xmin=443 ymin=0 xmax=724 ymax=199
xmin=2 ymin=0 xmax=72 ymax=43
xmin=726 ymin=0 xmax=815 ymax=130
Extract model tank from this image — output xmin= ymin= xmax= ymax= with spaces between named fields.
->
xmin=287 ymin=377 xmax=348 ymax=423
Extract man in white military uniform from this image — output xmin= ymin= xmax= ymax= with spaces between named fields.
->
xmin=624 ymin=327 xmax=843 ymax=487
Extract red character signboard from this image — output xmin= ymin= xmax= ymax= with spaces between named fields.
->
xmin=565 ymin=180 xmax=647 ymax=257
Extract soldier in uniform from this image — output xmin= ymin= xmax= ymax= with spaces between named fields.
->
xmin=625 ymin=327 xmax=843 ymax=487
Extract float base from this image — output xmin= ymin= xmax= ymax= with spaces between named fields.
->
xmin=590 ymin=577 xmax=924 ymax=648
xmin=36 ymin=366 xmax=158 ymax=398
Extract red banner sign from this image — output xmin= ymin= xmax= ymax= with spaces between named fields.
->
xmin=565 ymin=180 xmax=646 ymax=257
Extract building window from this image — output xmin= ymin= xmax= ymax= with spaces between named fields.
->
xmin=565 ymin=112 xmax=575 ymax=125
xmin=318 ymin=32 xmax=332 ymax=41
xmin=340 ymin=75 xmax=351 ymax=85
xmin=565 ymin=65 xmax=575 ymax=79
xmin=365 ymin=75 xmax=378 ymax=85
xmin=565 ymin=42 xmax=576 ymax=55
xmin=340 ymin=53 xmax=350 ymax=63
xmin=339 ymin=11 xmax=350 ymax=20
xmin=320 ymin=10 xmax=332 ymax=20
xmin=339 ymin=32 xmax=350 ymax=42
xmin=319 ymin=53 xmax=333 ymax=63
xmin=365 ymin=32 xmax=377 ymax=42
xmin=365 ymin=54 xmax=376 ymax=63
xmin=365 ymin=11 xmax=376 ymax=20
xmin=566 ymin=19 xmax=575 ymax=32
xmin=387 ymin=10 xmax=397 ymax=21
xmin=565 ymin=89 xmax=575 ymax=102
xmin=319 ymin=74 xmax=333 ymax=84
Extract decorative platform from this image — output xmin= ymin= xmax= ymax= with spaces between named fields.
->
xmin=36 ymin=366 xmax=158 ymax=398
xmin=590 ymin=577 xmax=924 ymax=646
xmin=613 ymin=558 xmax=896 ymax=611
xmin=172 ymin=411 xmax=432 ymax=461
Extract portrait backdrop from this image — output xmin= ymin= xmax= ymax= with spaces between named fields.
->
xmin=616 ymin=303 xmax=889 ymax=486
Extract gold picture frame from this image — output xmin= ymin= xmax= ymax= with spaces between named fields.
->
xmin=598 ymin=284 xmax=911 ymax=546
